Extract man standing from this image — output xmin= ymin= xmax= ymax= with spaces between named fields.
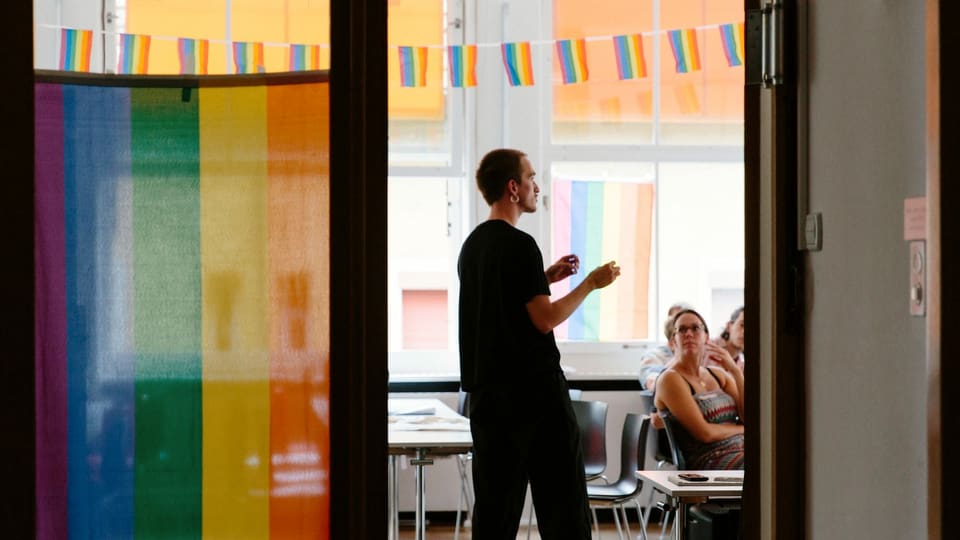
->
xmin=458 ymin=148 xmax=620 ymax=539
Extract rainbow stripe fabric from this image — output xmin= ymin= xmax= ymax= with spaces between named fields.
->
xmin=398 ymin=46 xmax=428 ymax=87
xmin=551 ymin=179 xmax=654 ymax=341
xmin=447 ymin=45 xmax=478 ymax=87
xmin=233 ymin=41 xmax=266 ymax=74
xmin=667 ymin=28 xmax=702 ymax=73
xmin=289 ymin=44 xmax=321 ymax=71
xmin=35 ymin=77 xmax=330 ymax=540
xmin=59 ymin=28 xmax=93 ymax=72
xmin=178 ymin=38 xmax=210 ymax=75
xmin=118 ymin=34 xmax=152 ymax=75
xmin=555 ymin=39 xmax=589 ymax=84
xmin=612 ymin=34 xmax=647 ymax=80
xmin=719 ymin=23 xmax=745 ymax=67
xmin=501 ymin=41 xmax=535 ymax=86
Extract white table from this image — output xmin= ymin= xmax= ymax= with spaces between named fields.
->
xmin=388 ymin=398 xmax=472 ymax=540
xmin=636 ymin=470 xmax=743 ymax=540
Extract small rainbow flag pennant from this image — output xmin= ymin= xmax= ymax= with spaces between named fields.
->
xmin=59 ymin=28 xmax=93 ymax=72
xmin=612 ymin=34 xmax=647 ymax=80
xmin=178 ymin=38 xmax=209 ymax=75
xmin=289 ymin=44 xmax=321 ymax=71
xmin=117 ymin=33 xmax=152 ymax=75
xmin=719 ymin=23 xmax=745 ymax=67
xmin=667 ymin=28 xmax=701 ymax=73
xmin=555 ymin=38 xmax=589 ymax=84
xmin=501 ymin=42 xmax=535 ymax=86
xmin=447 ymin=45 xmax=477 ymax=88
xmin=398 ymin=46 xmax=428 ymax=87
xmin=233 ymin=41 xmax=265 ymax=74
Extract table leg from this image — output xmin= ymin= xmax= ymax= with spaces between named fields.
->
xmin=411 ymin=448 xmax=433 ymax=540
xmin=674 ymin=499 xmax=686 ymax=540
xmin=388 ymin=455 xmax=399 ymax=540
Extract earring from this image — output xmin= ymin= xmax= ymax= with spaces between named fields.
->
xmin=510 ymin=194 xmax=519 ymax=203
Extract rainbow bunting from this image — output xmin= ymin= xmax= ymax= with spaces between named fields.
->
xmin=398 ymin=46 xmax=429 ymax=87
xmin=667 ymin=28 xmax=701 ymax=73
xmin=118 ymin=34 xmax=152 ymax=75
xmin=555 ymin=38 xmax=589 ymax=84
xmin=719 ymin=23 xmax=745 ymax=67
xmin=612 ymin=34 xmax=647 ymax=80
xmin=233 ymin=41 xmax=266 ymax=74
xmin=501 ymin=42 xmax=535 ymax=86
xmin=59 ymin=29 xmax=93 ymax=72
xmin=288 ymin=44 xmax=321 ymax=71
xmin=178 ymin=38 xmax=209 ymax=75
xmin=35 ymin=78 xmax=331 ymax=540
xmin=551 ymin=179 xmax=654 ymax=341
xmin=447 ymin=45 xmax=478 ymax=88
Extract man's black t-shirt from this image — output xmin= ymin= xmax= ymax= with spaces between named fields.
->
xmin=457 ymin=220 xmax=561 ymax=392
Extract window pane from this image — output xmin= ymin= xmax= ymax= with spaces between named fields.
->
xmin=549 ymin=162 xmax=656 ymax=341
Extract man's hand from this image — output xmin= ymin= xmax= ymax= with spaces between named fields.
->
xmin=545 ymin=254 xmax=580 ymax=283
xmin=585 ymin=261 xmax=621 ymax=290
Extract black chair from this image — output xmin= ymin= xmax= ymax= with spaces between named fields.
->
xmin=640 ymin=391 xmax=684 ymax=539
xmin=585 ymin=413 xmax=651 ymax=540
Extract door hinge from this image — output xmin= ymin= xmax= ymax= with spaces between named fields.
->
xmin=746 ymin=0 xmax=784 ymax=88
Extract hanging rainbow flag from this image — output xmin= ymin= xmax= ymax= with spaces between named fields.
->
xmin=612 ymin=34 xmax=647 ymax=80
xmin=447 ymin=45 xmax=477 ymax=87
xmin=398 ymin=46 xmax=428 ymax=87
xmin=667 ymin=28 xmax=701 ymax=73
xmin=551 ymin=179 xmax=654 ymax=341
xmin=555 ymin=39 xmax=589 ymax=84
xmin=178 ymin=38 xmax=209 ymax=75
xmin=501 ymin=42 xmax=535 ymax=86
xmin=59 ymin=29 xmax=93 ymax=72
xmin=233 ymin=41 xmax=265 ymax=74
xmin=719 ymin=22 xmax=745 ymax=67
xmin=117 ymin=34 xmax=152 ymax=75
xmin=288 ymin=44 xmax=321 ymax=71
xmin=35 ymin=77 xmax=331 ymax=540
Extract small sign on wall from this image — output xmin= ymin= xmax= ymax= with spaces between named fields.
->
xmin=904 ymin=197 xmax=926 ymax=240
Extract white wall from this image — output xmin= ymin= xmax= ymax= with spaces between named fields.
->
xmin=805 ymin=1 xmax=927 ymax=537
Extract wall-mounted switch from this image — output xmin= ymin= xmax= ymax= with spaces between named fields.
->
xmin=910 ymin=240 xmax=925 ymax=317
xmin=803 ymin=213 xmax=822 ymax=251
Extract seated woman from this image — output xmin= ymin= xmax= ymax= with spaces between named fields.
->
xmin=654 ymin=308 xmax=745 ymax=470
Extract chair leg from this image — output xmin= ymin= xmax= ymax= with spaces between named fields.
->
xmin=619 ymin=504 xmax=632 ymax=539
xmin=633 ymin=499 xmax=649 ymax=540
xmin=591 ymin=507 xmax=601 ymax=539
xmin=526 ymin=485 xmax=535 ymax=540
xmin=611 ymin=504 xmax=625 ymax=540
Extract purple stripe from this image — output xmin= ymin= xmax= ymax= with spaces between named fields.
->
xmin=35 ymin=82 xmax=68 ymax=540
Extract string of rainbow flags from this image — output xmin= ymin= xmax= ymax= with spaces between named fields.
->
xmin=51 ymin=22 xmax=744 ymax=85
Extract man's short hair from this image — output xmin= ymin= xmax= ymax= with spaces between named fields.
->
xmin=475 ymin=148 xmax=526 ymax=205
xmin=664 ymin=302 xmax=694 ymax=341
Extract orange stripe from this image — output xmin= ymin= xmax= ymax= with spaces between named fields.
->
xmin=267 ymin=81 xmax=331 ymax=539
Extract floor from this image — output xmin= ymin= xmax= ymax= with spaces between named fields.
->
xmin=397 ymin=518 xmax=671 ymax=539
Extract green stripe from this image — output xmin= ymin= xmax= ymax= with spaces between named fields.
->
xmin=131 ymin=87 xmax=202 ymax=539
xmin=582 ymin=182 xmax=604 ymax=340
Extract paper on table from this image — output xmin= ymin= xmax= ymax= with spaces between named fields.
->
xmin=388 ymin=405 xmax=436 ymax=416
xmin=669 ymin=474 xmax=743 ymax=486
xmin=388 ymin=415 xmax=470 ymax=431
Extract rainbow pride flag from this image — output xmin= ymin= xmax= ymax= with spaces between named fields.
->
xmin=447 ymin=45 xmax=477 ymax=87
xmin=551 ymin=179 xmax=654 ymax=341
xmin=289 ymin=44 xmax=321 ymax=71
xmin=612 ymin=34 xmax=647 ymax=80
xmin=719 ymin=22 xmax=745 ymax=67
xmin=35 ymin=78 xmax=330 ymax=540
xmin=667 ymin=28 xmax=701 ymax=73
xmin=398 ymin=46 xmax=428 ymax=87
xmin=59 ymin=29 xmax=93 ymax=72
xmin=233 ymin=41 xmax=266 ymax=74
xmin=501 ymin=42 xmax=535 ymax=86
xmin=118 ymin=34 xmax=152 ymax=75
xmin=178 ymin=38 xmax=209 ymax=75
xmin=555 ymin=38 xmax=589 ymax=84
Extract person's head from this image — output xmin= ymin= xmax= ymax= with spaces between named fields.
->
xmin=663 ymin=301 xmax=694 ymax=342
xmin=721 ymin=306 xmax=745 ymax=351
xmin=671 ymin=308 xmax=710 ymax=358
xmin=475 ymin=148 xmax=538 ymax=210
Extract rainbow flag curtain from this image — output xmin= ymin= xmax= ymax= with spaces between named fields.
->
xmin=59 ymin=28 xmax=93 ymax=72
xmin=719 ymin=23 xmax=745 ymax=67
xmin=501 ymin=41 xmax=535 ymax=86
xmin=555 ymin=38 xmax=589 ymax=84
xmin=398 ymin=46 xmax=429 ymax=87
xmin=35 ymin=78 xmax=330 ymax=540
xmin=612 ymin=34 xmax=647 ymax=80
xmin=667 ymin=28 xmax=702 ymax=73
xmin=118 ymin=34 xmax=152 ymax=75
xmin=178 ymin=38 xmax=210 ymax=75
xmin=551 ymin=179 xmax=654 ymax=341
xmin=447 ymin=45 xmax=478 ymax=87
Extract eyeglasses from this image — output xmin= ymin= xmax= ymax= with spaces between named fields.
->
xmin=674 ymin=324 xmax=705 ymax=336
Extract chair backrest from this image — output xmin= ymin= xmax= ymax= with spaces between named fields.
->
xmin=640 ymin=390 xmax=676 ymax=468
xmin=659 ymin=410 xmax=686 ymax=470
xmin=612 ymin=413 xmax=651 ymax=493
xmin=571 ymin=399 xmax=608 ymax=479
xmin=457 ymin=389 xmax=470 ymax=418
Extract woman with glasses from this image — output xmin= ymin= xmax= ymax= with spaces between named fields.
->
xmin=653 ymin=308 xmax=745 ymax=469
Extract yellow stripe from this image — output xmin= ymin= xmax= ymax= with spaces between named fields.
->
xmin=599 ymin=182 xmax=621 ymax=341
xmin=200 ymin=86 xmax=271 ymax=538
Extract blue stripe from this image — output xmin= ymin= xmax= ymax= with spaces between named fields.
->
xmin=568 ymin=182 xmax=588 ymax=339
